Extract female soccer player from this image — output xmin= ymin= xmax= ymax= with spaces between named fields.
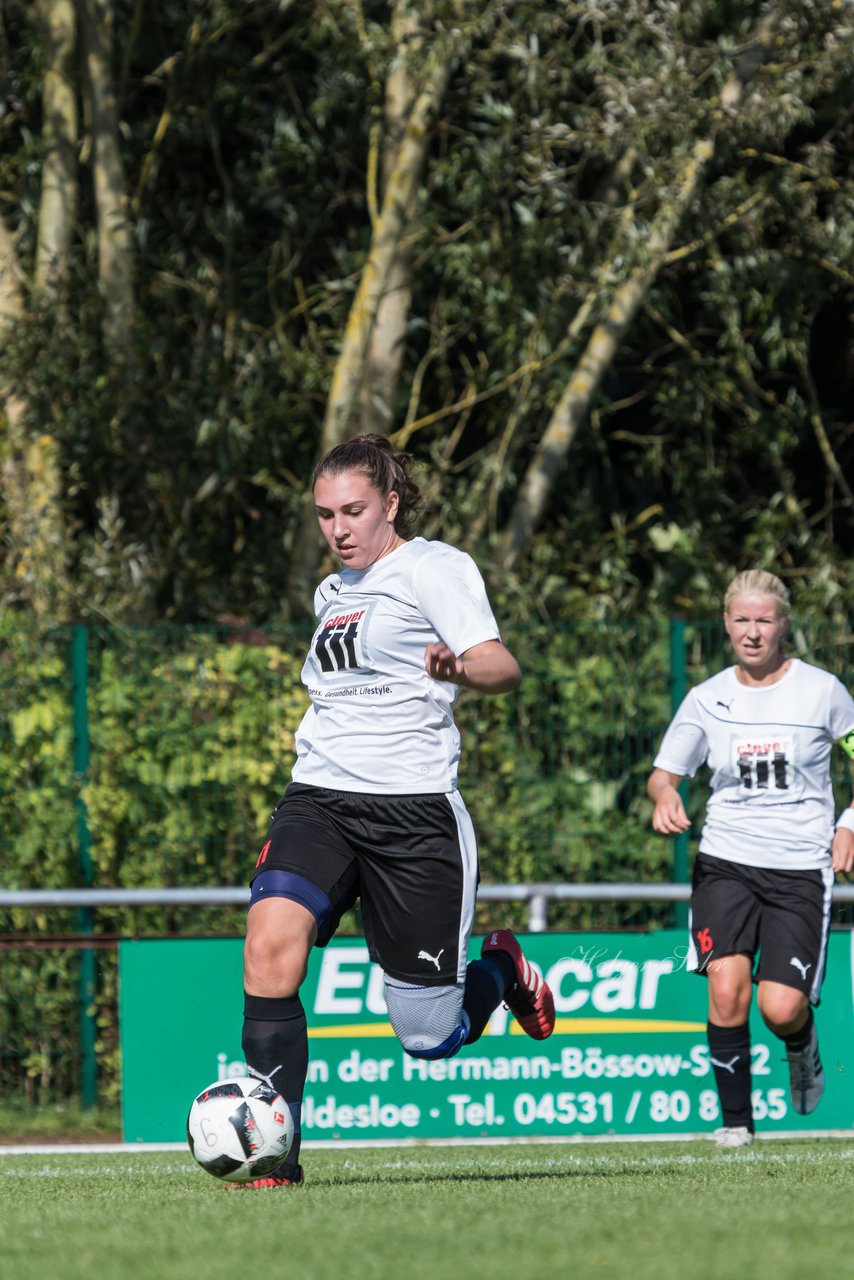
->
xmin=647 ymin=570 xmax=854 ymax=1147
xmin=237 ymin=434 xmax=554 ymax=1187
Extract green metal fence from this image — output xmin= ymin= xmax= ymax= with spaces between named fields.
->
xmin=1 ymin=617 xmax=851 ymax=1107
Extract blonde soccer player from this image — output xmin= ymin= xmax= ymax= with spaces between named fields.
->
xmin=648 ymin=570 xmax=854 ymax=1148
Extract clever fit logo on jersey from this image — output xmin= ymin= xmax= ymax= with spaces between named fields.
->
xmin=731 ymin=735 xmax=796 ymax=794
xmin=311 ymin=602 xmax=375 ymax=679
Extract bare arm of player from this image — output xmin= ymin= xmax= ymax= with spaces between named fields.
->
xmin=647 ymin=767 xmax=692 ymax=835
xmin=832 ymin=820 xmax=854 ymax=874
xmin=834 ymin=735 xmax=854 ymax=873
xmin=424 ymin=639 xmax=521 ymax=694
xmin=832 ymin=742 xmax=854 ymax=872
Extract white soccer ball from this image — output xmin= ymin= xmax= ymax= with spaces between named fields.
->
xmin=186 ymin=1076 xmax=294 ymax=1183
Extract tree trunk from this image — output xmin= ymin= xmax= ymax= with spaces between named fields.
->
xmin=0 ymin=221 xmax=68 ymax=619
xmin=321 ymin=35 xmax=454 ymax=451
xmin=0 ymin=220 xmax=27 ymax=448
xmin=34 ymin=0 xmax=78 ymax=298
xmin=358 ymin=0 xmax=425 ymax=435
xmin=499 ymin=17 xmax=778 ymax=567
xmin=286 ymin=31 xmax=456 ymax=610
xmin=79 ymin=0 xmax=135 ymax=360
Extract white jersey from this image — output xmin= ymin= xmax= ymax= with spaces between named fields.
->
xmin=654 ymin=658 xmax=854 ymax=870
xmin=292 ymin=538 xmax=500 ymax=794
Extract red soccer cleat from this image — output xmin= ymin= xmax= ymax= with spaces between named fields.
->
xmin=227 ymin=1164 xmax=305 ymax=1190
xmin=481 ymin=929 xmax=555 ymax=1040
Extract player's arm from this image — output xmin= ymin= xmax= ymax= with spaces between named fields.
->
xmin=831 ymin=729 xmax=854 ymax=873
xmin=647 ymin=768 xmax=691 ymax=835
xmin=424 ymin=639 xmax=521 ymax=694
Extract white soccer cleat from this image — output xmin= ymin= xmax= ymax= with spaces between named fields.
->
xmin=712 ymin=1126 xmax=754 ymax=1149
xmin=786 ymin=1020 xmax=825 ymax=1115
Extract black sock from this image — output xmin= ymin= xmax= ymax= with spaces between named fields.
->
xmin=243 ymin=992 xmax=307 ymax=1175
xmin=782 ymin=1006 xmax=813 ymax=1052
xmin=462 ymin=954 xmax=515 ymax=1045
xmin=707 ymin=1020 xmax=753 ymax=1131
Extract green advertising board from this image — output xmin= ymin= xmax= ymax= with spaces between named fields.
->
xmin=120 ymin=930 xmax=854 ymax=1143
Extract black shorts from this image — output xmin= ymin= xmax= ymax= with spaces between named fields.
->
xmin=688 ymin=852 xmax=833 ymax=1005
xmin=248 ymin=783 xmax=479 ymax=987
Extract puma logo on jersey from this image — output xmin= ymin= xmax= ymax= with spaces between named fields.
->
xmin=418 ymin=948 xmax=445 ymax=970
xmin=710 ymin=1055 xmax=740 ymax=1074
xmin=716 ymin=699 xmax=733 ymax=712
xmin=790 ymin=957 xmax=812 ymax=981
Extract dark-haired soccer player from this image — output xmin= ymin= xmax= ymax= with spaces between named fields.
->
xmin=237 ymin=434 xmax=555 ymax=1186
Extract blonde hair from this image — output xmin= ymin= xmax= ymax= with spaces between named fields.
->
xmin=723 ymin=570 xmax=790 ymax=617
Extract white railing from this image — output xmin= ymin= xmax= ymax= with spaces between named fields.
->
xmin=3 ymin=883 xmax=854 ymax=931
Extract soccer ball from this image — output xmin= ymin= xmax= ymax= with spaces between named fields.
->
xmin=186 ymin=1076 xmax=294 ymax=1183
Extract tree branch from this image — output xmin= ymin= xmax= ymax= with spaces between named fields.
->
xmin=499 ymin=14 xmax=779 ymax=567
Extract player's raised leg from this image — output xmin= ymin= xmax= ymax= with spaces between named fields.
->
xmin=383 ymin=929 xmax=554 ymax=1063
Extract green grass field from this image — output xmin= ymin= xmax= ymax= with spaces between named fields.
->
xmin=2 ymin=1139 xmax=854 ymax=1280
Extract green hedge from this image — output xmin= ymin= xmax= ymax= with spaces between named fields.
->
xmin=1 ymin=618 xmax=851 ymax=1104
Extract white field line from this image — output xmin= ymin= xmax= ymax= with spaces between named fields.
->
xmin=5 ymin=1147 xmax=854 ymax=1181
xmin=1 ymin=1128 xmax=853 ymax=1157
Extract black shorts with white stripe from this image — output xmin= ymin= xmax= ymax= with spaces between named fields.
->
xmin=249 ymin=782 xmax=479 ymax=987
xmin=687 ymin=852 xmax=833 ymax=1005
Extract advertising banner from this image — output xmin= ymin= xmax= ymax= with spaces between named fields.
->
xmin=119 ymin=930 xmax=854 ymax=1143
